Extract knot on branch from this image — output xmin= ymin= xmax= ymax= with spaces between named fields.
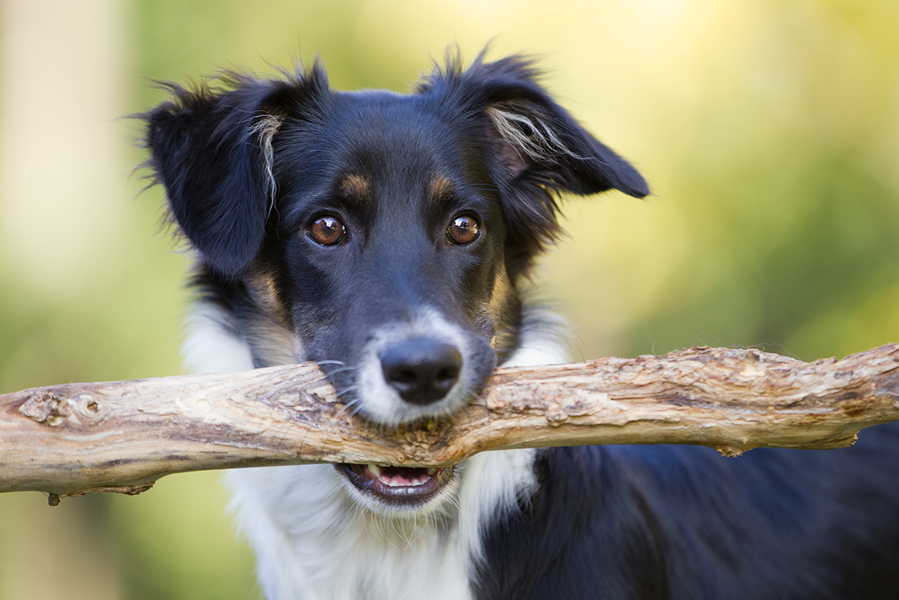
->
xmin=19 ymin=390 xmax=103 ymax=427
xmin=545 ymin=389 xmax=606 ymax=426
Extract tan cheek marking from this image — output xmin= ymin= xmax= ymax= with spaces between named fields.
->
xmin=489 ymin=270 xmax=511 ymax=314
xmin=246 ymin=271 xmax=290 ymax=325
xmin=340 ymin=173 xmax=371 ymax=199
xmin=243 ymin=270 xmax=299 ymax=365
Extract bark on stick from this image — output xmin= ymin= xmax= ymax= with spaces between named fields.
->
xmin=2 ymin=344 xmax=898 ymax=501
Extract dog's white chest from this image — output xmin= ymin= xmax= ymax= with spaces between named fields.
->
xmin=225 ymin=447 xmax=543 ymax=600
xmin=190 ymin=303 xmax=562 ymax=600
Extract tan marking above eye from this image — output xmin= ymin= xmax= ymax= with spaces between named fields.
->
xmin=339 ymin=173 xmax=371 ymax=199
xmin=429 ymin=176 xmax=453 ymax=200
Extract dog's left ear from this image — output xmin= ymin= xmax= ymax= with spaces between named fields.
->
xmin=425 ymin=54 xmax=649 ymax=252
xmin=484 ymin=91 xmax=649 ymax=200
xmin=144 ymin=77 xmax=292 ymax=277
xmin=460 ymin=55 xmax=648 ymax=199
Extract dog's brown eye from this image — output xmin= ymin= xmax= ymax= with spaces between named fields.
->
xmin=447 ymin=214 xmax=480 ymax=245
xmin=308 ymin=215 xmax=347 ymax=246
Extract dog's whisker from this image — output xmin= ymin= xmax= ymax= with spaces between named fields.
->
xmin=323 ymin=366 xmax=359 ymax=378
xmin=334 ymin=394 xmax=362 ymax=418
xmin=333 ymin=385 xmax=360 ymax=398
xmin=348 ymin=401 xmax=367 ymax=419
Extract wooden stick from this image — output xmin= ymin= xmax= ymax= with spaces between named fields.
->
xmin=2 ymin=344 xmax=898 ymax=502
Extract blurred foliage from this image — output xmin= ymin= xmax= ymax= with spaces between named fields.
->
xmin=1 ymin=0 xmax=898 ymax=598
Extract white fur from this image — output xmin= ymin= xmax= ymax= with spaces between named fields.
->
xmin=249 ymin=114 xmax=284 ymax=219
xmin=182 ymin=303 xmax=255 ymax=375
xmin=485 ymin=105 xmax=586 ymax=165
xmin=186 ymin=303 xmax=567 ymax=600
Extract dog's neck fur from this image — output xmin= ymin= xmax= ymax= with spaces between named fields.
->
xmin=185 ymin=300 xmax=568 ymax=600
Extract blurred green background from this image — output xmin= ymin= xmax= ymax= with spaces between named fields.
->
xmin=1 ymin=0 xmax=898 ymax=598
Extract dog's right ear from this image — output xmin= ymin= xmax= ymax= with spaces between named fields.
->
xmin=145 ymin=77 xmax=294 ymax=277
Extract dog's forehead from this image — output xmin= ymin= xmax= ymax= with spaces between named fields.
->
xmin=310 ymin=89 xmax=460 ymax=159
xmin=277 ymin=88 xmax=478 ymax=196
xmin=332 ymin=88 xmax=440 ymax=120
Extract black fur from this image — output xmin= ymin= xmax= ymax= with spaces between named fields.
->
xmin=145 ymin=52 xmax=648 ymax=411
xmin=144 ymin=50 xmax=899 ymax=600
xmin=477 ymin=428 xmax=899 ymax=599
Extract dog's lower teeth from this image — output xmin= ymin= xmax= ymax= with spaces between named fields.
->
xmin=364 ymin=464 xmax=436 ymax=487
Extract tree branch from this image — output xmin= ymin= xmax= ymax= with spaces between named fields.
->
xmin=2 ymin=344 xmax=898 ymax=502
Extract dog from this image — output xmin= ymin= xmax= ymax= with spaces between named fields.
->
xmin=143 ymin=50 xmax=899 ymax=600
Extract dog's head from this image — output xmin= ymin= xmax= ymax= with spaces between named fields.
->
xmin=145 ymin=52 xmax=646 ymax=511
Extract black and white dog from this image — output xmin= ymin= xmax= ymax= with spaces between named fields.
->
xmin=144 ymin=51 xmax=899 ymax=600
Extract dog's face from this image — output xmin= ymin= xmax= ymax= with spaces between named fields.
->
xmin=146 ymin=53 xmax=647 ymax=513
xmin=270 ymin=89 xmax=510 ymax=427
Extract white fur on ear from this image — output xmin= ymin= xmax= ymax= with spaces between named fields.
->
xmin=250 ymin=114 xmax=284 ymax=217
xmin=485 ymin=104 xmax=584 ymax=176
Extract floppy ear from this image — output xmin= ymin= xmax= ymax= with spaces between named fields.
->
xmin=484 ymin=91 xmax=649 ymax=198
xmin=144 ymin=76 xmax=293 ymax=277
xmin=424 ymin=53 xmax=649 ymax=254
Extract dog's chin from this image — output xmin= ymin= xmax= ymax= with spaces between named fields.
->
xmin=335 ymin=463 xmax=457 ymax=513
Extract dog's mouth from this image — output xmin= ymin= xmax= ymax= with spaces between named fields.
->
xmin=337 ymin=463 xmax=456 ymax=507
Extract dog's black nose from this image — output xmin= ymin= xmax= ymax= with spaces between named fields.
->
xmin=380 ymin=339 xmax=462 ymax=405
